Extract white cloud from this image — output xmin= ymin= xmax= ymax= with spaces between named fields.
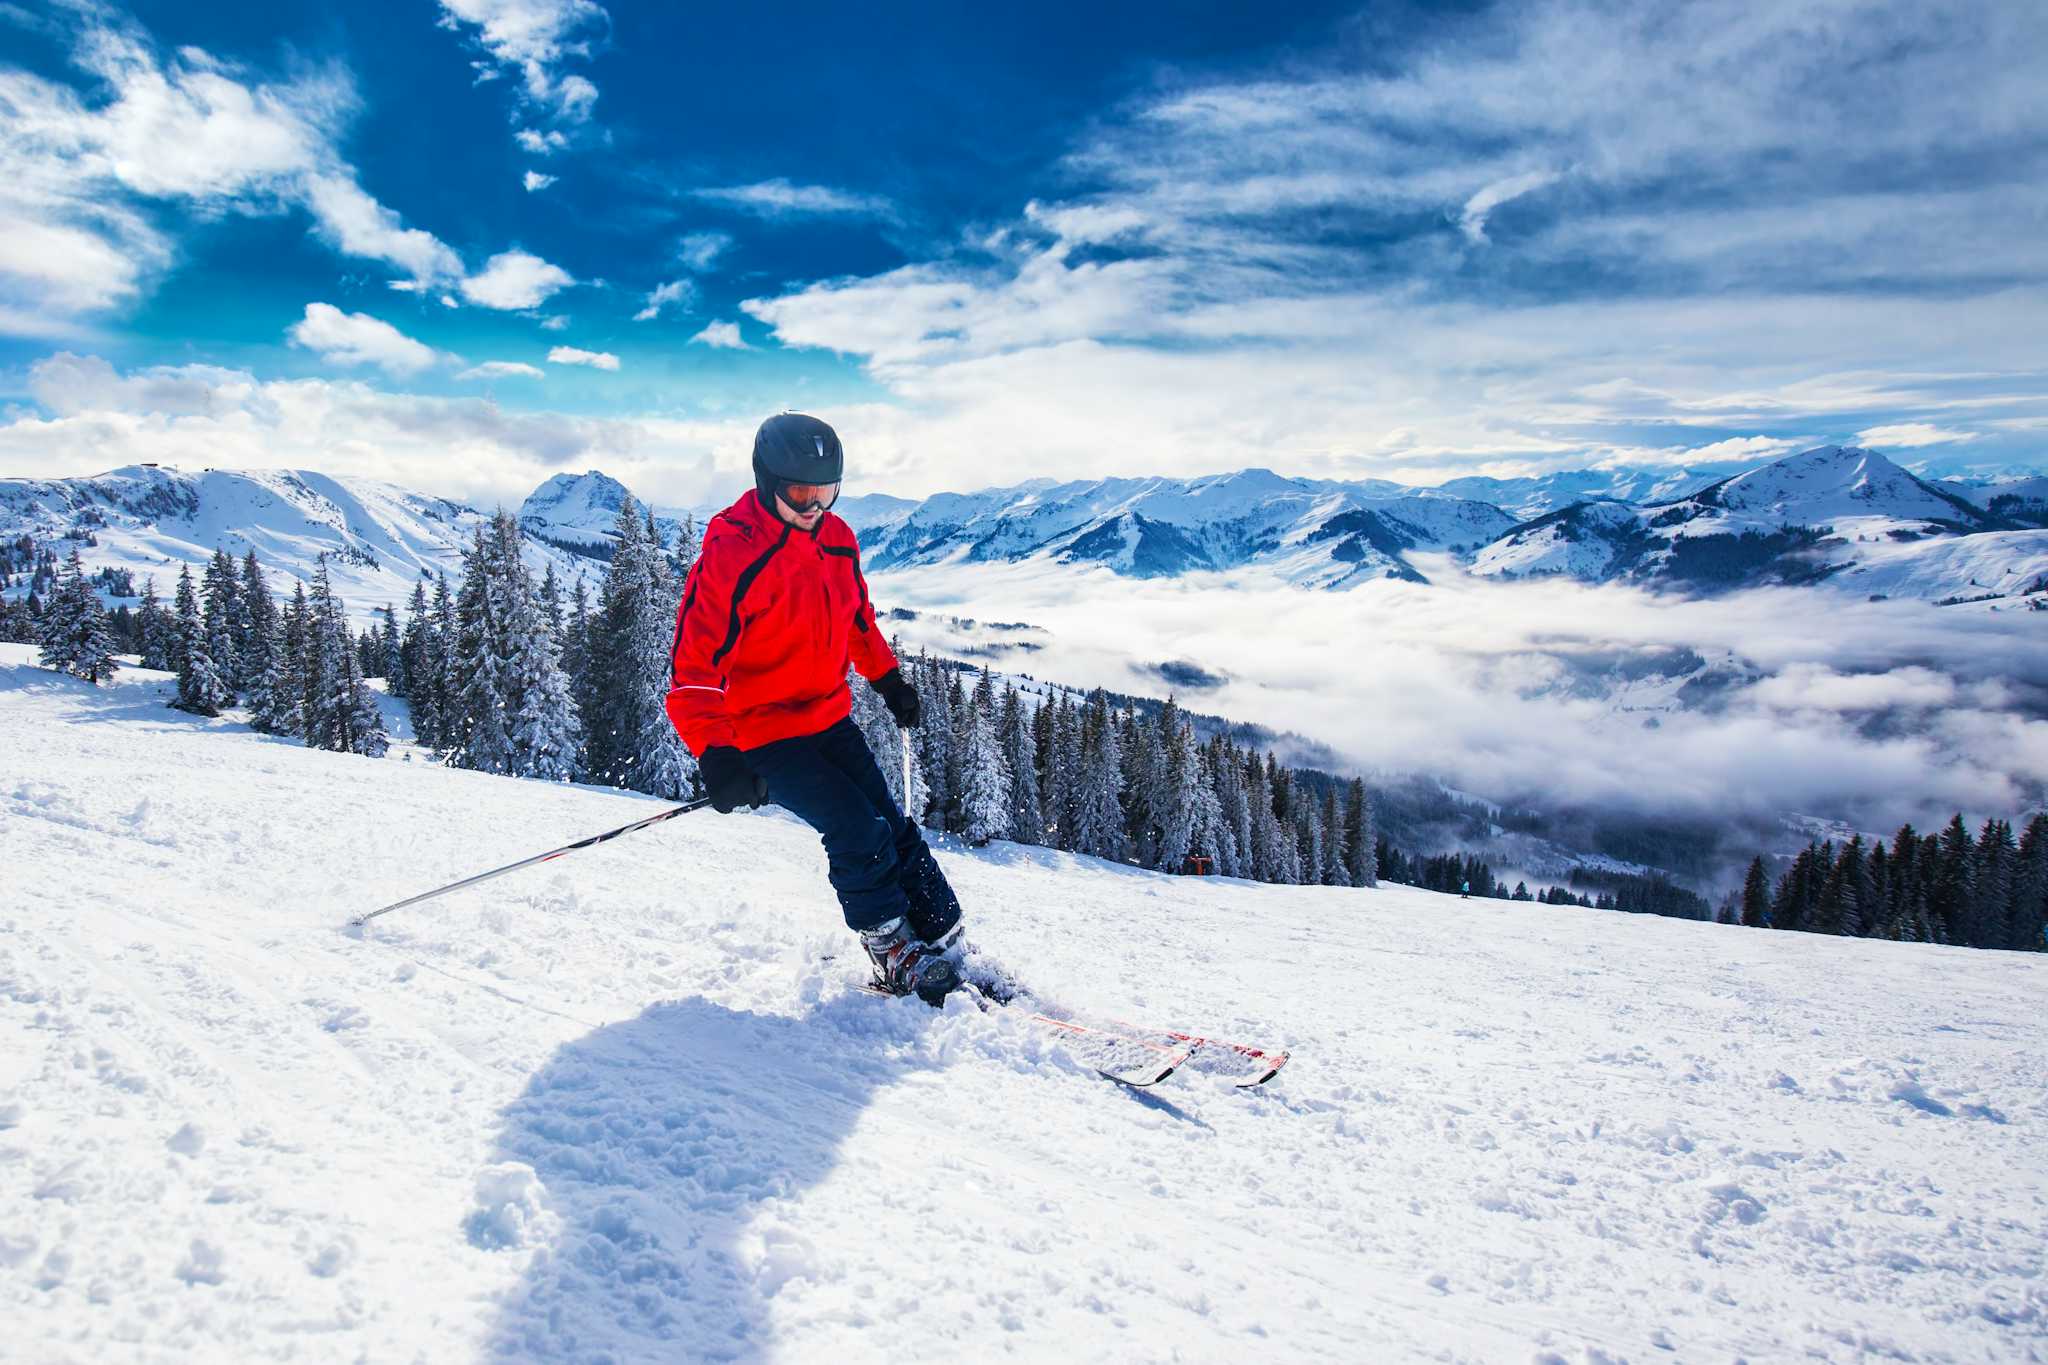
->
xmin=514 ymin=127 xmax=569 ymax=154
xmin=538 ymin=314 xmax=570 ymax=331
xmin=689 ymin=320 xmax=748 ymax=349
xmin=675 ymin=230 xmax=732 ymax=272
xmin=4 ymin=352 xmax=742 ymax=510
xmin=693 ymin=178 xmax=894 ymax=219
xmin=522 ymin=170 xmax=556 ymax=192
xmin=632 ymin=278 xmax=696 ymax=321
xmin=437 ymin=0 xmax=606 ymax=126
xmin=286 ymin=303 xmax=442 ymax=376
xmin=0 ymin=15 xmax=525 ymax=333
xmin=1458 ymin=170 xmax=1560 ymax=244
xmin=724 ymin=0 xmax=2048 ymax=490
xmin=456 ymin=360 xmax=545 ymax=380
xmin=460 ymin=250 xmax=575 ymax=310
xmin=547 ymin=345 xmax=618 ymax=370
xmin=873 ymin=556 xmax=2048 ymax=842
xmin=1855 ymin=422 xmax=1979 ymax=448
xmin=302 ymin=174 xmax=463 ymax=281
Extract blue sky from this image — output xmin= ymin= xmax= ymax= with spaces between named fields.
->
xmin=1 ymin=0 xmax=2043 ymax=507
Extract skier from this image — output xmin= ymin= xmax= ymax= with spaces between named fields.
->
xmin=665 ymin=413 xmax=966 ymax=1003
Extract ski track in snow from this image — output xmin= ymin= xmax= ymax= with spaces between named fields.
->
xmin=2 ymin=643 xmax=2045 ymax=1363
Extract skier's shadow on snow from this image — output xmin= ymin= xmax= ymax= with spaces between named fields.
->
xmin=479 ymin=993 xmax=932 ymax=1363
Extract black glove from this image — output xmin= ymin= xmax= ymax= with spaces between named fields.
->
xmin=873 ymin=668 xmax=921 ymax=729
xmin=699 ymin=746 xmax=767 ymax=813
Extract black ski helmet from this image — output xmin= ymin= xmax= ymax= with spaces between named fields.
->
xmin=752 ymin=412 xmax=843 ymax=508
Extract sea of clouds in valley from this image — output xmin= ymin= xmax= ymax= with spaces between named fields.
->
xmin=874 ymin=555 xmax=2048 ymax=841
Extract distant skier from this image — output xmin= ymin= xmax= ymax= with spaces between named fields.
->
xmin=1460 ymin=878 xmax=1470 ymax=899
xmin=665 ymin=413 xmax=965 ymax=1003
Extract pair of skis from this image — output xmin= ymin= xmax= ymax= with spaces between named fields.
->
xmin=1010 ymin=999 xmax=1290 ymax=1089
xmin=855 ymin=963 xmax=1288 ymax=1089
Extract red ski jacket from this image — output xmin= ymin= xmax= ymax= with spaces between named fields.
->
xmin=665 ymin=489 xmax=899 ymax=754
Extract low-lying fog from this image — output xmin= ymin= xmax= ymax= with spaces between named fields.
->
xmin=871 ymin=555 xmax=2048 ymax=839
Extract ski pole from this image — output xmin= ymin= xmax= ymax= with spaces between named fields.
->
xmin=351 ymin=797 xmax=712 ymax=927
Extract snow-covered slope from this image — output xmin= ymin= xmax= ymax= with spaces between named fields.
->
xmin=1470 ymin=499 xmax=1658 ymax=580
xmin=6 ymin=643 xmax=2044 ymax=1363
xmin=838 ymin=469 xmax=1517 ymax=588
xmin=0 ymin=465 xmax=600 ymax=623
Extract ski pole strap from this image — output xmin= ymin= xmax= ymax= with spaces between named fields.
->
xmin=352 ymin=797 xmax=712 ymax=926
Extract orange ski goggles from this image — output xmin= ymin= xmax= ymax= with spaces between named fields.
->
xmin=777 ymin=480 xmax=840 ymax=513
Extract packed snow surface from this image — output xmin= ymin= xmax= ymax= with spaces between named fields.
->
xmin=5 ymin=643 xmax=2045 ymax=1363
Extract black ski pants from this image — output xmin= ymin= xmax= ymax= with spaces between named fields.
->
xmin=747 ymin=717 xmax=962 ymax=939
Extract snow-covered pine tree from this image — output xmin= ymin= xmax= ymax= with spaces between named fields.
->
xmin=1074 ymin=689 xmax=1127 ymax=862
xmin=909 ymin=652 xmax=952 ymax=829
xmin=956 ymin=668 xmax=1011 ymax=846
xmin=37 ymin=547 xmax=119 ymax=684
xmin=171 ymin=563 xmax=229 ymax=716
xmin=579 ymin=497 xmax=693 ymax=796
xmin=1183 ymin=738 xmax=1228 ymax=875
xmin=1974 ymin=818 xmax=2017 ymax=950
xmin=1152 ymin=707 xmax=1200 ymax=873
xmin=1341 ymin=777 xmax=1377 ymax=887
xmin=449 ymin=526 xmax=514 ymax=773
xmin=1209 ymin=737 xmax=1250 ymax=878
xmin=2012 ymin=814 xmax=2048 ymax=951
xmin=1296 ymin=791 xmax=1326 ymax=887
xmin=998 ymin=682 xmax=1044 ymax=844
xmin=303 ymin=563 xmax=346 ymax=749
xmin=378 ymin=606 xmax=403 ymax=697
xmin=629 ymin=509 xmax=694 ymax=798
xmin=326 ymin=622 xmax=390 ymax=757
xmin=1028 ymin=688 xmax=1056 ymax=835
xmin=1274 ymin=757 xmax=1306 ymax=884
xmin=937 ymin=670 xmax=969 ymax=833
xmin=1245 ymin=754 xmax=1282 ymax=883
xmin=137 ymin=576 xmax=176 ymax=671
xmin=1053 ymin=690 xmax=1085 ymax=852
xmin=399 ymin=580 xmax=434 ymax=743
xmin=1121 ymin=703 xmax=1164 ymax=866
xmin=200 ymin=548 xmax=240 ymax=697
xmin=170 ymin=563 xmax=199 ymax=676
xmin=245 ymin=615 xmax=296 ymax=736
xmin=426 ymin=573 xmax=457 ymax=753
xmin=399 ymin=580 xmax=429 ymax=694
xmin=271 ymin=581 xmax=311 ymax=738
xmin=539 ymin=563 xmax=564 ymax=640
xmin=1318 ymin=785 xmax=1346 ymax=885
xmin=237 ymin=552 xmax=277 ymax=686
xmin=505 ymin=575 xmax=580 ymax=781
xmin=559 ymin=575 xmax=594 ymax=771
xmin=1933 ymin=815 xmax=1976 ymax=944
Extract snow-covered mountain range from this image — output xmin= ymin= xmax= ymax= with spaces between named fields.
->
xmin=837 ymin=469 xmax=1520 ymax=588
xmin=0 ymin=464 xmax=702 ymax=623
xmin=1471 ymin=446 xmax=2048 ymax=603
xmin=5 ymin=447 xmax=2044 ymax=612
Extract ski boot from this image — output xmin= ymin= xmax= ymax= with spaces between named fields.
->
xmin=858 ymin=916 xmax=963 ymax=1007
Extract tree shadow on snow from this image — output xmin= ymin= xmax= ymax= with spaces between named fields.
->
xmin=477 ymin=994 xmax=932 ymax=1363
